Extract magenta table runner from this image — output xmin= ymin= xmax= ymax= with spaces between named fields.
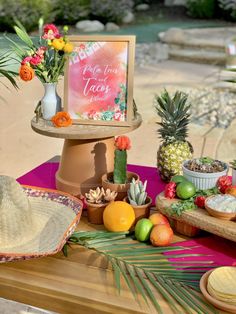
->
xmin=17 ymin=162 xmax=166 ymax=204
xmin=17 ymin=161 xmax=236 ymax=266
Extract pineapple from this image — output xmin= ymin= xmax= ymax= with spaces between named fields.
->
xmin=155 ymin=90 xmax=193 ymax=182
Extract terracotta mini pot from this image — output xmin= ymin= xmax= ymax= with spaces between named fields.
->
xmin=124 ymin=196 xmax=152 ymax=225
xmin=173 ymin=220 xmax=200 ymax=237
xmin=84 ymin=199 xmax=108 ymax=225
xmin=102 ymin=171 xmax=139 ymax=201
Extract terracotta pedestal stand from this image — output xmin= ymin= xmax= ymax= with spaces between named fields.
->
xmin=56 ymin=137 xmax=115 ymax=195
xmin=31 ymin=114 xmax=142 ymax=196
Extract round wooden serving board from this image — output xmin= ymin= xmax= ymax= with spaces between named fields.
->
xmin=156 ymin=192 xmax=236 ymax=242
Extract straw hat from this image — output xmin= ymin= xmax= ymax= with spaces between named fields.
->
xmin=0 ymin=175 xmax=83 ymax=262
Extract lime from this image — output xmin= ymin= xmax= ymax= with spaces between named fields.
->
xmin=176 ymin=181 xmax=196 ymax=200
xmin=135 ymin=218 xmax=153 ymax=242
xmin=171 ymin=175 xmax=188 ymax=184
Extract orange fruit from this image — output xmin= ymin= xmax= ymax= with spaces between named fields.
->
xmin=149 ymin=213 xmax=170 ymax=226
xmin=150 ymin=224 xmax=174 ymax=247
xmin=103 ymin=201 xmax=135 ymax=232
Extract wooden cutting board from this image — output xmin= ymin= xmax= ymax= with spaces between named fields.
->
xmin=156 ymin=192 xmax=236 ymax=242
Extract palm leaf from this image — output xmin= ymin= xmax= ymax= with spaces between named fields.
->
xmin=13 ymin=24 xmax=34 ymax=48
xmin=0 ymin=51 xmax=18 ymax=89
xmin=64 ymin=231 xmax=220 ymax=314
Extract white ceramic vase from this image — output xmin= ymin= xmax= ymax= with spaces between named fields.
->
xmin=41 ymin=83 xmax=62 ymax=120
xmin=232 ymin=169 xmax=236 ymax=185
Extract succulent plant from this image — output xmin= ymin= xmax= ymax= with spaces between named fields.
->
xmin=85 ymin=187 xmax=117 ymax=204
xmin=230 ymin=160 xmax=236 ymax=170
xmin=128 ymin=178 xmax=147 ymax=206
xmin=103 ymin=189 xmax=117 ymax=202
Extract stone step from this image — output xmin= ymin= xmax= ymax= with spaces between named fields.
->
xmin=168 ymin=48 xmax=226 ymax=65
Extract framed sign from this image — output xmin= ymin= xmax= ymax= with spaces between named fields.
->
xmin=64 ymin=35 xmax=135 ymax=126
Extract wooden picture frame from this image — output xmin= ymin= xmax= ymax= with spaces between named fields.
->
xmin=64 ymin=35 xmax=135 ymax=126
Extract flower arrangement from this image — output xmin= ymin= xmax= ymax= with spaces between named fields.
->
xmin=10 ymin=21 xmax=73 ymax=83
xmin=113 ymin=135 xmax=131 ymax=184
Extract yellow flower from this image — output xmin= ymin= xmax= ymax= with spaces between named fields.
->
xmin=63 ymin=42 xmax=74 ymax=53
xmin=51 ymin=38 xmax=65 ymax=50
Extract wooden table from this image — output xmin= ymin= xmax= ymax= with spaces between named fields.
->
xmin=31 ymin=114 xmax=142 ymax=196
xmin=0 ymin=216 xmax=191 ymax=314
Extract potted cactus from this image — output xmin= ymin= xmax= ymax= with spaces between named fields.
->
xmin=85 ymin=187 xmax=117 ymax=224
xmin=124 ymin=178 xmax=152 ymax=224
xmin=102 ymin=136 xmax=139 ymax=200
xmin=230 ymin=160 xmax=236 ymax=185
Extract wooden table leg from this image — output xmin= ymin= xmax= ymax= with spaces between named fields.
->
xmin=56 ymin=137 xmax=115 ymax=196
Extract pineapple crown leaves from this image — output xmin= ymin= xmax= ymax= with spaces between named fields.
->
xmin=230 ymin=159 xmax=236 ymax=170
xmin=154 ymin=90 xmax=191 ymax=143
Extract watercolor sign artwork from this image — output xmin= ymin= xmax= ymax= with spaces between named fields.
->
xmin=64 ymin=36 xmax=135 ymax=126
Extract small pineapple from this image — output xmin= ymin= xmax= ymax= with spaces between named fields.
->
xmin=230 ymin=160 xmax=236 ymax=170
xmin=155 ymin=90 xmax=193 ymax=182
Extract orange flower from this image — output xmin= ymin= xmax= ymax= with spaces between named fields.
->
xmin=19 ymin=64 xmax=35 ymax=81
xmin=115 ymin=136 xmax=131 ymax=150
xmin=51 ymin=112 xmax=72 ymax=127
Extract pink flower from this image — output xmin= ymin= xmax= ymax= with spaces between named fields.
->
xmin=42 ymin=24 xmax=60 ymax=40
xmin=88 ymin=109 xmax=100 ymax=120
xmin=114 ymin=110 xmax=123 ymax=121
xmin=21 ymin=56 xmax=32 ymax=65
xmin=30 ymin=55 xmax=42 ymax=66
xmin=36 ymin=46 xmax=47 ymax=57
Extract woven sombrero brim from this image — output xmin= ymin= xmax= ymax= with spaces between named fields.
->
xmin=0 ymin=186 xmax=83 ymax=263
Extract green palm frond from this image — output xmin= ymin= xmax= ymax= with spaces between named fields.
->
xmin=13 ymin=21 xmax=34 ymax=48
xmin=0 ymin=51 xmax=18 ymax=89
xmin=64 ymin=231 xmax=219 ymax=314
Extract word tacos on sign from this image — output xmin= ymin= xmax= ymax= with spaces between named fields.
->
xmin=64 ymin=36 xmax=135 ymax=126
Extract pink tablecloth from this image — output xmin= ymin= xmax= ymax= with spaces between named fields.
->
xmin=17 ymin=161 xmax=236 ymax=267
xmin=17 ymin=162 xmax=166 ymax=205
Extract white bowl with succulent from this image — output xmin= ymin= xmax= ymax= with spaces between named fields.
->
xmin=85 ymin=187 xmax=117 ymax=224
xmin=182 ymin=157 xmax=228 ymax=190
xmin=230 ymin=160 xmax=236 ymax=186
xmin=124 ymin=178 xmax=152 ymax=224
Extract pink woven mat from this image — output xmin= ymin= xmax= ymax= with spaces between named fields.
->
xmin=17 ymin=161 xmax=236 ymax=266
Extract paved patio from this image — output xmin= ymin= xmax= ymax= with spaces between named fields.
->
xmin=0 ymin=57 xmax=236 ymax=312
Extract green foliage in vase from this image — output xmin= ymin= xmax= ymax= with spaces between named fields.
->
xmin=63 ymin=230 xmax=219 ymax=314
